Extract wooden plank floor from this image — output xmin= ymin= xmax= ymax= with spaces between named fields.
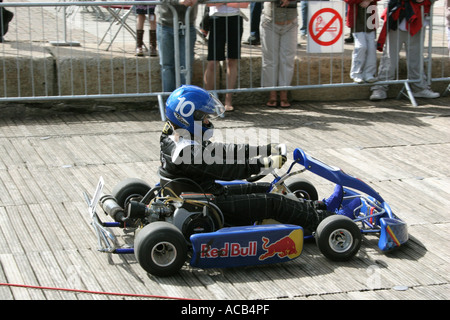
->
xmin=0 ymin=96 xmax=449 ymax=301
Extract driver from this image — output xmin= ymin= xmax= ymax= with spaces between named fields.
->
xmin=160 ymin=85 xmax=356 ymax=232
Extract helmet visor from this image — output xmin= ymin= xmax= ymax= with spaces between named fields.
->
xmin=195 ymin=93 xmax=225 ymax=120
xmin=209 ymin=94 xmax=226 ymax=119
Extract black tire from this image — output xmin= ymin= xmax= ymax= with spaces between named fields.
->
xmin=112 ymin=178 xmax=151 ymax=208
xmin=315 ymin=215 xmax=361 ymax=261
xmin=134 ymin=222 xmax=188 ymax=277
xmin=285 ymin=178 xmax=319 ymax=201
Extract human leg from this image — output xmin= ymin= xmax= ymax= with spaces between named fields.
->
xmin=266 ymin=91 xmax=278 ymax=107
xmin=363 ymin=31 xmax=377 ymax=82
xmin=272 ymin=21 xmax=297 ymax=108
xmin=224 ymin=58 xmax=238 ymax=110
xmin=148 ymin=8 xmax=157 ymax=56
xmin=406 ymin=30 xmax=439 ymax=98
xmin=300 ymin=1 xmax=308 ymax=37
xmin=350 ymin=32 xmax=367 ymax=83
xmin=261 ymin=22 xmax=277 ymax=107
xmin=245 ymin=2 xmax=262 ymax=45
xmin=215 ymin=192 xmax=332 ymax=233
xmin=223 ymin=16 xmax=243 ymax=111
xmin=261 ymin=18 xmax=279 ymax=88
xmin=204 ymin=61 xmax=221 ymax=90
xmin=279 ymin=91 xmax=290 ymax=108
xmin=370 ymin=29 xmax=401 ymax=100
xmin=224 ymin=182 xmax=272 ymax=196
xmin=204 ymin=16 xmax=226 ymax=92
xmin=135 ymin=14 xmax=146 ymax=56
xmin=278 ymin=20 xmax=298 ymax=89
xmin=157 ymin=24 xmax=176 ymax=92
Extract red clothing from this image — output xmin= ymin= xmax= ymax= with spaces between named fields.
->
xmin=377 ymin=0 xmax=432 ymax=51
xmin=344 ymin=0 xmax=379 ymax=29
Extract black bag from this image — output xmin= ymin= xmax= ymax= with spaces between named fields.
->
xmin=199 ymin=6 xmax=210 ymax=33
xmin=1 ymin=7 xmax=14 ymax=36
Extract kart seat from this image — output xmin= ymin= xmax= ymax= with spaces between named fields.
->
xmin=158 ymin=167 xmax=203 ymax=196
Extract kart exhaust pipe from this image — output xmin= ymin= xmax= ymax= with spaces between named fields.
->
xmin=100 ymin=195 xmax=125 ymax=222
xmin=100 ymin=195 xmax=148 ymax=223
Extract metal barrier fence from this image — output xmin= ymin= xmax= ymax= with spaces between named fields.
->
xmin=0 ymin=0 xmax=448 ymax=117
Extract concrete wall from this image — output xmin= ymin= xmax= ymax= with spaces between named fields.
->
xmin=0 ymin=43 xmax=448 ymax=104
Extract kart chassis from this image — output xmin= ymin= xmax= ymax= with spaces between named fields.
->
xmin=84 ymin=147 xmax=408 ymax=276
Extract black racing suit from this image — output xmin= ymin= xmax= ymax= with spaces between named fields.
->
xmin=159 ymin=123 xmax=332 ymax=232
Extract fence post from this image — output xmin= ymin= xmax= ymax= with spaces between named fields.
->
xmin=49 ymin=0 xmax=80 ymax=46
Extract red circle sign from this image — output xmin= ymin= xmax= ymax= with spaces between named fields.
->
xmin=308 ymin=8 xmax=343 ymax=46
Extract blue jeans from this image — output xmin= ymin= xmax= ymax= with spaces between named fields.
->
xmin=249 ymin=2 xmax=262 ymax=39
xmin=300 ymin=1 xmax=308 ymax=36
xmin=300 ymin=0 xmax=329 ymax=36
xmin=157 ymin=23 xmax=196 ymax=93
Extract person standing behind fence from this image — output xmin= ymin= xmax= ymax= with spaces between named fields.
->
xmin=345 ymin=0 xmax=379 ymax=84
xmin=261 ymin=0 xmax=298 ymax=108
xmin=156 ymin=0 xmax=201 ymax=92
xmin=370 ymin=0 xmax=440 ymax=101
xmin=243 ymin=1 xmax=262 ymax=46
xmin=0 ymin=0 xmax=14 ymax=43
xmin=135 ymin=0 xmax=158 ymax=57
xmin=446 ymin=0 xmax=450 ymax=56
xmin=203 ymin=3 xmax=247 ymax=112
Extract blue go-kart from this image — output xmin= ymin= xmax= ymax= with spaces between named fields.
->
xmin=84 ymin=146 xmax=408 ymax=277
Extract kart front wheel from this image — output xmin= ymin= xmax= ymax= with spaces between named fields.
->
xmin=315 ymin=215 xmax=361 ymax=261
xmin=134 ymin=222 xmax=187 ymax=277
xmin=286 ymin=178 xmax=318 ymax=201
xmin=112 ymin=178 xmax=151 ymax=208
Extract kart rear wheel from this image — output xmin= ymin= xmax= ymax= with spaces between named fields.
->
xmin=112 ymin=178 xmax=151 ymax=209
xmin=134 ymin=222 xmax=188 ymax=277
xmin=315 ymin=215 xmax=361 ymax=261
xmin=286 ymin=178 xmax=318 ymax=201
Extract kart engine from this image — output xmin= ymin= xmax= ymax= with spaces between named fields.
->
xmin=100 ymin=193 xmax=224 ymax=241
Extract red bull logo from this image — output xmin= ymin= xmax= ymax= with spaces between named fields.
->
xmin=259 ymin=229 xmax=303 ymax=261
xmin=190 ymin=225 xmax=304 ymax=269
xmin=200 ymin=242 xmax=257 ymax=258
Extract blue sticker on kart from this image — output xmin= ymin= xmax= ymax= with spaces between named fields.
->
xmin=190 ymin=224 xmax=303 ymax=269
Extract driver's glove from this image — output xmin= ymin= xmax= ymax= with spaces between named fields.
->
xmin=270 ymin=143 xmax=286 ymax=155
xmin=260 ymin=155 xmax=287 ymax=169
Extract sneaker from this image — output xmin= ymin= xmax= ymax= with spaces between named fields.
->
xmin=323 ymin=185 xmax=344 ymax=213
xmin=353 ymin=77 xmax=364 ymax=84
xmin=135 ymin=46 xmax=144 ymax=57
xmin=413 ymin=89 xmax=440 ymax=99
xmin=345 ymin=34 xmax=354 ymax=44
xmin=243 ymin=35 xmax=260 ymax=46
xmin=365 ymin=77 xmax=377 ymax=83
xmin=370 ymin=89 xmax=387 ymax=101
xmin=150 ymin=45 xmax=158 ymax=57
xmin=337 ymin=198 xmax=361 ymax=219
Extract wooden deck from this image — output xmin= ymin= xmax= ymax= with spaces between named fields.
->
xmin=0 ymin=95 xmax=449 ymax=302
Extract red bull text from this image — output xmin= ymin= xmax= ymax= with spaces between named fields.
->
xmin=200 ymin=242 xmax=257 ymax=258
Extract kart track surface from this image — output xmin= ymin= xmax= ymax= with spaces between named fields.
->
xmin=0 ymin=95 xmax=449 ymax=301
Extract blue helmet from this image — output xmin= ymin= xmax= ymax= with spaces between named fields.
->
xmin=165 ymin=85 xmax=225 ymax=138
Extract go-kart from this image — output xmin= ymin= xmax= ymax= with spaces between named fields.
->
xmin=83 ymin=146 xmax=408 ymax=277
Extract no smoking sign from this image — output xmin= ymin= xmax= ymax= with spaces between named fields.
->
xmin=307 ymin=2 xmax=344 ymax=53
